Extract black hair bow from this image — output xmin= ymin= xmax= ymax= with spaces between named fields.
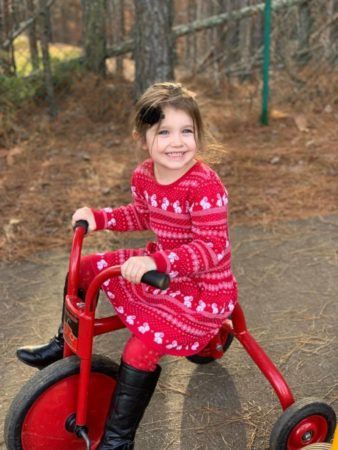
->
xmin=139 ymin=106 xmax=163 ymax=126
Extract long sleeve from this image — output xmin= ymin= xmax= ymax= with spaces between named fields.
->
xmin=151 ymin=180 xmax=230 ymax=277
xmin=92 ymin=172 xmax=150 ymax=232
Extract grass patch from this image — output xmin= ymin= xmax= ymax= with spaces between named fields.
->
xmin=0 ymin=35 xmax=84 ymax=106
xmin=13 ymin=35 xmax=82 ymax=76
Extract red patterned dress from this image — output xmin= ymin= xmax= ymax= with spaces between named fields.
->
xmin=90 ymin=159 xmax=237 ymax=356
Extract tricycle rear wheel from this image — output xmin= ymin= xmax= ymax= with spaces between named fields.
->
xmin=186 ymin=322 xmax=233 ymax=364
xmin=5 ymin=355 xmax=118 ymax=450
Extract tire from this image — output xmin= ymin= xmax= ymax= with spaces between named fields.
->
xmin=5 ymin=355 xmax=119 ymax=450
xmin=270 ymin=398 xmax=336 ymax=450
xmin=186 ymin=323 xmax=234 ymax=365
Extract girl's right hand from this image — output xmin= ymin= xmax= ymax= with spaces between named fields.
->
xmin=71 ymin=207 xmax=96 ymax=232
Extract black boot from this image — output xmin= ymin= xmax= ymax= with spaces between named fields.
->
xmin=15 ymin=277 xmax=77 ymax=369
xmin=98 ymin=361 xmax=161 ymax=450
xmin=16 ymin=283 xmax=94 ymax=369
xmin=16 ymin=324 xmax=64 ymax=369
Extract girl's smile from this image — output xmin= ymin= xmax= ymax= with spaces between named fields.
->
xmin=164 ymin=151 xmax=188 ymax=159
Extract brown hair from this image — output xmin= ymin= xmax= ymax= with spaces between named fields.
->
xmin=133 ymin=82 xmax=205 ymax=150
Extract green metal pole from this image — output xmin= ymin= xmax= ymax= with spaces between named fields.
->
xmin=261 ymin=0 xmax=272 ymax=125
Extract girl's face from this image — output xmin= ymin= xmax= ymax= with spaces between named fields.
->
xmin=144 ymin=106 xmax=197 ymax=182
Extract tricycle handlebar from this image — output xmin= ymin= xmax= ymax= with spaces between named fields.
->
xmin=141 ymin=270 xmax=170 ymax=290
xmin=73 ymin=220 xmax=89 ymax=234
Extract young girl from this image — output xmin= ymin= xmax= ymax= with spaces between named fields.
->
xmin=17 ymin=82 xmax=238 ymax=449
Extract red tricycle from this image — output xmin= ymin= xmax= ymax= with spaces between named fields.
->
xmin=4 ymin=221 xmax=336 ymax=449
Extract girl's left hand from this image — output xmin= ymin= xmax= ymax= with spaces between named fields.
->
xmin=121 ymin=256 xmax=157 ymax=284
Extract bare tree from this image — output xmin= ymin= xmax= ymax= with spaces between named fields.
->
xmin=1 ymin=0 xmax=16 ymax=75
xmin=327 ymin=0 xmax=338 ymax=62
xmin=238 ymin=0 xmax=252 ymax=78
xmin=112 ymin=0 xmax=125 ymax=76
xmin=26 ymin=0 xmax=39 ymax=71
xmin=133 ymin=0 xmax=174 ymax=98
xmin=331 ymin=0 xmax=338 ymax=64
xmin=39 ymin=0 xmax=57 ymax=117
xmin=82 ymin=0 xmax=107 ymax=75
xmin=185 ymin=0 xmax=197 ymax=73
xmin=297 ymin=1 xmax=312 ymax=65
xmin=212 ymin=0 xmax=228 ymax=89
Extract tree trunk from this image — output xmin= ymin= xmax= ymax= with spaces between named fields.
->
xmin=331 ymin=0 xmax=338 ymax=64
xmin=297 ymin=1 xmax=312 ymax=65
xmin=26 ymin=0 xmax=39 ymax=71
xmin=185 ymin=0 xmax=197 ymax=72
xmin=195 ymin=0 xmax=207 ymax=66
xmin=1 ymin=0 xmax=16 ymax=75
xmin=82 ymin=0 xmax=107 ymax=75
xmin=212 ymin=0 xmax=228 ymax=90
xmin=224 ymin=0 xmax=240 ymax=69
xmin=133 ymin=0 xmax=174 ymax=98
xmin=112 ymin=0 xmax=125 ymax=76
xmin=60 ymin=2 xmax=70 ymax=43
xmin=238 ymin=0 xmax=252 ymax=78
xmin=328 ymin=0 xmax=338 ymax=63
xmin=39 ymin=0 xmax=57 ymax=117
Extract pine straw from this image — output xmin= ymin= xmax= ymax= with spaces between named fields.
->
xmin=0 ymin=71 xmax=337 ymax=261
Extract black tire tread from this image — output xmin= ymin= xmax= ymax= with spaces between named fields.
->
xmin=186 ymin=332 xmax=234 ymax=365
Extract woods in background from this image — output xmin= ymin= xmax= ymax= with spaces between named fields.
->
xmin=0 ymin=0 xmax=337 ymax=109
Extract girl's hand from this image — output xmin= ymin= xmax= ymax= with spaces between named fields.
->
xmin=121 ymin=256 xmax=157 ymax=284
xmin=71 ymin=207 xmax=96 ymax=232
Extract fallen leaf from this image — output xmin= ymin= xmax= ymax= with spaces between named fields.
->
xmin=270 ymin=156 xmax=281 ymax=164
xmin=294 ymin=115 xmax=309 ymax=132
xmin=3 ymin=218 xmax=21 ymax=241
xmin=324 ymin=104 xmax=332 ymax=113
xmin=271 ymin=109 xmax=289 ymax=119
xmin=6 ymin=146 xmax=25 ymax=166
xmin=0 ymin=237 xmax=6 ymax=249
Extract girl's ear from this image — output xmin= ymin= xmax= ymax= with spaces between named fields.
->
xmin=132 ymin=130 xmax=140 ymax=141
xmin=133 ymin=130 xmax=148 ymax=151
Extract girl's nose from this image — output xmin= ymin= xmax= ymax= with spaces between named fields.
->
xmin=171 ymin=133 xmax=183 ymax=146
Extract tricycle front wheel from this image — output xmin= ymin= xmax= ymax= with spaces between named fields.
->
xmin=270 ymin=398 xmax=336 ymax=450
xmin=5 ymin=355 xmax=118 ymax=450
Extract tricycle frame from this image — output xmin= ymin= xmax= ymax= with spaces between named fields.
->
xmin=65 ymin=225 xmax=295 ymax=434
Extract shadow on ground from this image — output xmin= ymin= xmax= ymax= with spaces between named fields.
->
xmin=1 ymin=216 xmax=338 ymax=449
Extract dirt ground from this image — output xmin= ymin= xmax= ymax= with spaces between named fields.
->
xmin=1 ymin=215 xmax=338 ymax=449
xmin=0 ymin=73 xmax=338 ymax=449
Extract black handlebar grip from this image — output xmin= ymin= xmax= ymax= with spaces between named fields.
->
xmin=73 ymin=220 xmax=89 ymax=234
xmin=141 ymin=270 xmax=170 ymax=290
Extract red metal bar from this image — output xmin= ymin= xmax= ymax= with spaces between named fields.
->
xmin=231 ymin=303 xmax=295 ymax=410
xmin=94 ymin=315 xmax=125 ymax=336
xmin=64 ymin=229 xmax=125 ymax=427
xmin=84 ymin=265 xmax=122 ymax=314
xmin=76 ymin=358 xmax=93 ymax=426
xmin=63 ymin=341 xmax=74 ymax=358
xmin=73 ymin=305 xmax=95 ymax=426
xmin=74 ymin=266 xmax=124 ymax=427
xmin=67 ymin=226 xmax=86 ymax=296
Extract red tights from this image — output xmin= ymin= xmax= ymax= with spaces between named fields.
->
xmin=78 ymin=255 xmax=163 ymax=372
xmin=122 ymin=334 xmax=163 ymax=372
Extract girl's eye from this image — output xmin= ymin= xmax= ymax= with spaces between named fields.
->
xmin=183 ymin=128 xmax=194 ymax=134
xmin=158 ymin=129 xmax=169 ymax=135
